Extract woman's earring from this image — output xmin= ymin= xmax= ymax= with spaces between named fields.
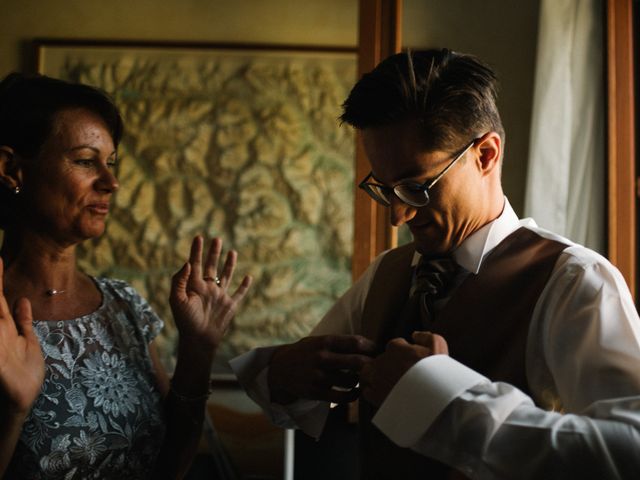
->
xmin=13 ymin=186 xmax=20 ymax=194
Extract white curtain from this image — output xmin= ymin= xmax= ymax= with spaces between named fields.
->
xmin=524 ymin=0 xmax=605 ymax=253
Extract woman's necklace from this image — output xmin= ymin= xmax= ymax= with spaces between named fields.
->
xmin=45 ymin=288 xmax=66 ymax=296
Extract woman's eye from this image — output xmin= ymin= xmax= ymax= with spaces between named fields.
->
xmin=75 ymin=159 xmax=95 ymax=167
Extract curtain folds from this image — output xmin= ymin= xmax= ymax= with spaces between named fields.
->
xmin=524 ymin=0 xmax=605 ymax=252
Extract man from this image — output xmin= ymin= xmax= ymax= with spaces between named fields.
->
xmin=231 ymin=49 xmax=640 ymax=479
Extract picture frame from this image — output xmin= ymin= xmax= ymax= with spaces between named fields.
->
xmin=35 ymin=39 xmax=357 ymax=378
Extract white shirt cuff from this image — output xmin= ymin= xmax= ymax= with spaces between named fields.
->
xmin=373 ymin=355 xmax=488 ymax=447
xmin=229 ymin=347 xmax=330 ymax=438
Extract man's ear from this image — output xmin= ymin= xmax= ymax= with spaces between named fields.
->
xmin=474 ymin=132 xmax=502 ymax=176
xmin=0 ymin=146 xmax=23 ymax=190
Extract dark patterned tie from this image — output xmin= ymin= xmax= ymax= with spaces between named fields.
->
xmin=399 ymin=255 xmax=460 ymax=339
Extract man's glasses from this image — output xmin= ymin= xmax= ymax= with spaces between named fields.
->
xmin=358 ymin=137 xmax=479 ymax=208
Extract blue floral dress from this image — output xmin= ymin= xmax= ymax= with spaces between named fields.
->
xmin=6 ymin=278 xmax=166 ymax=480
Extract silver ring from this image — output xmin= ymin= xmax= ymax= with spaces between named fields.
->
xmin=204 ymin=276 xmax=221 ymax=286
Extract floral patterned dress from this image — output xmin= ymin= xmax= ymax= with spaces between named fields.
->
xmin=6 ymin=278 xmax=166 ymax=480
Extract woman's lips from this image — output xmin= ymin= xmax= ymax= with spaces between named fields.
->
xmin=86 ymin=203 xmax=109 ymax=214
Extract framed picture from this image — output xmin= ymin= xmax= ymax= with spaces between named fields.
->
xmin=36 ymin=40 xmax=357 ymax=375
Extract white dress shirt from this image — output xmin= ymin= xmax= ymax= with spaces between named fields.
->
xmin=230 ymin=198 xmax=640 ymax=479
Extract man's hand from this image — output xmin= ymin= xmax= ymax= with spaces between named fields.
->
xmin=360 ymin=331 xmax=448 ymax=407
xmin=268 ymin=335 xmax=377 ymax=405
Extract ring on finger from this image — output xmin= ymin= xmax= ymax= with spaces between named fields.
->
xmin=203 ymin=276 xmax=222 ymax=286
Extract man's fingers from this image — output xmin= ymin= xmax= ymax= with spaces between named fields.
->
xmin=324 ymin=387 xmax=361 ymax=404
xmin=411 ymin=331 xmax=433 ymax=347
xmin=385 ymin=337 xmax=411 ymax=352
xmin=323 ymin=370 xmax=360 ymax=389
xmin=411 ymin=331 xmax=449 ymax=355
xmin=323 ymin=335 xmax=377 ymax=356
xmin=318 ymin=352 xmax=373 ymax=372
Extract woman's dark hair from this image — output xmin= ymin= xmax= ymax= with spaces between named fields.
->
xmin=0 ymin=72 xmax=123 ymax=157
xmin=0 ymin=73 xmax=123 ymax=228
xmin=340 ymin=49 xmax=505 ymax=153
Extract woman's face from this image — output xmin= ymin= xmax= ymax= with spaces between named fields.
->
xmin=20 ymin=107 xmax=119 ymax=244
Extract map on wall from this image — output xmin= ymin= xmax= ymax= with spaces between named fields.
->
xmin=38 ymin=43 xmax=356 ymax=373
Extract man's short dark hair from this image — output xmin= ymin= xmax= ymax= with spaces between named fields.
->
xmin=340 ymin=49 xmax=505 ymax=153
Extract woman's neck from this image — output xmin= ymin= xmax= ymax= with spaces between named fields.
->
xmin=1 ymin=228 xmax=81 ymax=298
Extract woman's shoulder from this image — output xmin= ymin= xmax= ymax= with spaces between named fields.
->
xmin=94 ymin=276 xmax=146 ymax=302
xmin=93 ymin=276 xmax=164 ymax=341
xmin=94 ymin=275 xmax=133 ymax=290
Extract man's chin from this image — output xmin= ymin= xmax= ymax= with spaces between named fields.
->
xmin=410 ymin=229 xmax=448 ymax=256
xmin=413 ymin=242 xmax=447 ymax=256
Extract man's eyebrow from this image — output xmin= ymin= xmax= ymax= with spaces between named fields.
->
xmin=372 ymin=167 xmax=431 ymax=185
xmin=395 ymin=167 xmax=430 ymax=182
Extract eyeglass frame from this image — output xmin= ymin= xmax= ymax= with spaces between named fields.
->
xmin=358 ymin=136 xmax=482 ymax=208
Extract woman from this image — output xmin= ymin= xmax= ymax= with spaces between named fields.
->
xmin=0 ymin=73 xmax=252 ymax=479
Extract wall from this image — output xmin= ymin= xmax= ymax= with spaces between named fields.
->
xmin=0 ymin=0 xmax=541 ymax=378
xmin=1 ymin=0 xmax=540 ymax=240
xmin=0 ymin=0 xmax=358 ymax=75
xmin=1 ymin=1 xmax=541 ymax=477
xmin=0 ymin=3 xmax=359 ymax=478
xmin=404 ymin=0 xmax=541 ymax=215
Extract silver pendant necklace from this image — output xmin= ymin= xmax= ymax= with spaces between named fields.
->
xmin=46 ymin=289 xmax=66 ymax=296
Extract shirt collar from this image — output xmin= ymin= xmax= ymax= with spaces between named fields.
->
xmin=411 ymin=197 xmax=533 ymax=274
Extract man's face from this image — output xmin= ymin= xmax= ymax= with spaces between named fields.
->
xmin=362 ymin=121 xmax=495 ymax=256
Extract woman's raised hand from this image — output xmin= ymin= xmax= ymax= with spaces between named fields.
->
xmin=0 ymin=258 xmax=45 ymax=416
xmin=170 ymin=236 xmax=252 ymax=351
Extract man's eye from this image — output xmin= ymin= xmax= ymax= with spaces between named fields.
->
xmin=107 ymin=160 xmax=118 ymax=168
xmin=400 ymin=183 xmax=424 ymax=192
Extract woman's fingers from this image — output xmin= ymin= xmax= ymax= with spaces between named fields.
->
xmin=179 ymin=235 xmax=251 ymax=312
xmin=203 ymin=238 xmax=222 ymax=280
xmin=13 ymin=297 xmax=34 ymax=338
xmin=231 ymin=275 xmax=252 ymax=303
xmin=0 ymin=258 xmax=18 ymax=338
xmin=0 ymin=257 xmax=12 ymax=320
xmin=188 ymin=236 xmax=204 ymax=282
xmin=170 ymin=262 xmax=191 ymax=305
xmin=210 ymin=276 xmax=252 ymax=333
xmin=219 ymin=250 xmax=237 ymax=289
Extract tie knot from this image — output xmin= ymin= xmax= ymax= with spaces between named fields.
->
xmin=412 ymin=255 xmax=459 ymax=298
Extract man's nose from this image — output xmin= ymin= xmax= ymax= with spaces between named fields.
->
xmin=389 ymin=196 xmax=417 ymax=226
